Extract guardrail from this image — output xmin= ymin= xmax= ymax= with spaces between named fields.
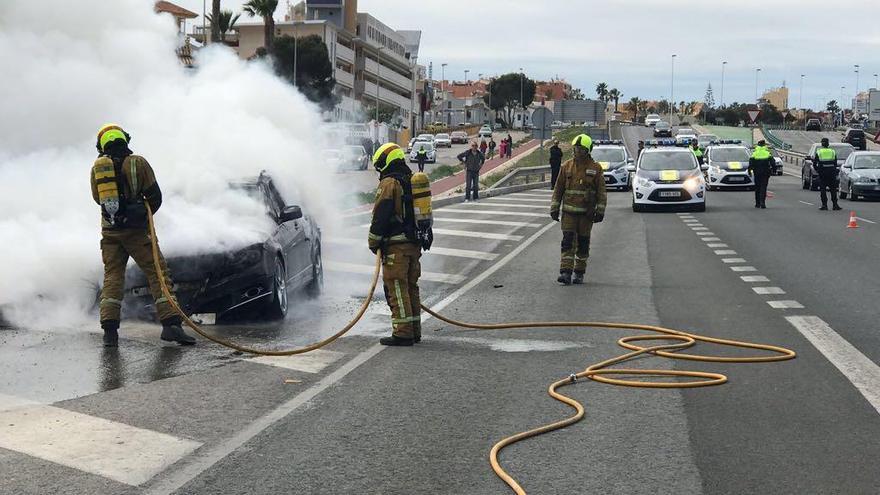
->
xmin=761 ymin=125 xmax=793 ymax=150
xmin=775 ymin=148 xmax=805 ymax=167
xmin=487 ymin=165 xmax=551 ymax=191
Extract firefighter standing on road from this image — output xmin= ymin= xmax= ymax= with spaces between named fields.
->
xmin=550 ymin=134 xmax=607 ymax=285
xmin=748 ymin=140 xmax=773 ymax=209
xmin=90 ymin=124 xmax=195 ymax=347
xmin=369 ymin=143 xmax=432 ymax=346
xmin=814 ymin=138 xmax=842 ymax=211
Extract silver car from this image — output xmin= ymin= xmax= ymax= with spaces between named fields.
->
xmin=839 ymin=151 xmax=880 ymax=201
xmin=434 ymin=133 xmax=452 ymax=148
xmin=592 ymin=144 xmax=633 ymax=191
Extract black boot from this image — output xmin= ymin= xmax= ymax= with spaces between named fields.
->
xmin=161 ymin=324 xmax=196 ymax=345
xmin=572 ymin=272 xmax=585 ymax=285
xmin=557 ymin=271 xmax=572 ymax=285
xmin=379 ymin=335 xmax=414 ymax=346
xmin=101 ymin=320 xmax=119 ymax=347
xmin=832 ymin=204 xmax=842 ymax=211
xmin=819 ymin=205 xmax=828 ymax=211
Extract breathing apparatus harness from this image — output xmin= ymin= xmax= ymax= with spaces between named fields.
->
xmin=373 ymin=143 xmax=434 ymax=252
xmin=94 ymin=138 xmax=148 ymax=229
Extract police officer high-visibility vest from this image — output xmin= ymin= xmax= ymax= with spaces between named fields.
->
xmin=751 ymin=145 xmax=772 ymax=160
xmin=691 ymin=146 xmax=704 ymax=164
xmin=749 ymin=145 xmax=773 ymax=174
xmin=815 ymin=147 xmax=837 ymax=168
xmin=417 ymin=149 xmax=427 ymax=160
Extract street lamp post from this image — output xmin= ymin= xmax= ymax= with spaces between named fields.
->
xmin=519 ymin=67 xmax=524 ymax=128
xmin=292 ymin=24 xmax=298 ymax=87
xmin=670 ymin=55 xmax=676 ymax=123
xmin=720 ymin=61 xmax=727 ymax=107
xmin=840 ymin=86 xmax=846 ymax=125
xmin=854 ymin=64 xmax=860 ymax=112
xmin=755 ymin=68 xmax=762 ymax=104
xmin=464 ymin=69 xmax=469 ymax=84
xmin=410 ymin=55 xmax=418 ymax=133
xmin=441 ymin=63 xmax=448 ymax=125
xmin=799 ymin=74 xmax=805 ymax=110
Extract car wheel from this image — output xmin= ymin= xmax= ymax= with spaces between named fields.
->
xmin=632 ymin=199 xmax=643 ymax=212
xmin=306 ymin=244 xmax=323 ymax=297
xmin=694 ymin=202 xmax=706 ymax=212
xmin=801 ymin=170 xmax=809 ymax=189
xmin=266 ymin=256 xmax=288 ymax=320
xmin=849 ymin=185 xmax=858 ymax=201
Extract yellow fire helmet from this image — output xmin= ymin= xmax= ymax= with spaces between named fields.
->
xmin=571 ymin=133 xmax=593 ymax=150
xmin=96 ymin=123 xmax=130 ymax=152
xmin=371 ymin=142 xmax=406 ymax=172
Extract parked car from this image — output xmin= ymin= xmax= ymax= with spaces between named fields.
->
xmin=805 ymin=118 xmax=822 ymax=131
xmin=645 ymin=114 xmax=662 ymax=126
xmin=416 ymin=133 xmax=435 ymax=143
xmin=653 ymin=121 xmax=673 ymax=137
xmin=478 ymin=125 xmax=492 ymax=138
xmin=122 ymin=173 xmax=322 ymax=322
xmin=450 ymin=131 xmax=468 ymax=144
xmin=697 ymin=134 xmax=718 ymax=149
xmin=409 ymin=142 xmax=436 ymax=163
xmin=838 ymin=151 xmax=880 ymax=200
xmin=324 ymin=149 xmax=343 ymax=171
xmin=434 ymin=133 xmax=452 ymax=148
xmin=340 ymin=145 xmax=369 ymax=170
xmin=801 ymin=142 xmax=855 ymax=190
xmin=768 ymin=148 xmax=784 ymax=176
xmin=842 ymin=128 xmax=867 ymax=150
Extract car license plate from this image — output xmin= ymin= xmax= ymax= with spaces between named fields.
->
xmin=659 ymin=191 xmax=681 ymax=198
xmin=728 ymin=176 xmax=744 ymax=182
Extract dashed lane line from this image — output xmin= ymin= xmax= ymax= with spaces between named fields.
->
xmin=696 ymin=232 xmax=716 ymax=236
xmin=722 ymin=258 xmax=747 ymax=263
xmin=730 ymin=266 xmax=757 ymax=272
xmin=432 ymin=228 xmax=524 ymax=241
xmin=786 ymin=316 xmax=880 ymax=416
xmin=799 ymin=200 xmax=815 ymax=206
xmin=714 ymin=249 xmax=737 ymax=255
xmin=741 ymin=275 xmax=770 ymax=282
xmin=707 ymin=243 xmax=729 ymax=248
xmin=701 ymin=237 xmax=722 ymax=242
xmin=753 ymin=287 xmax=786 ymax=295
xmin=435 ymin=209 xmax=546 ymax=218
xmin=456 ymin=202 xmax=546 ymax=209
xmin=855 ymin=216 xmax=876 ymax=224
xmin=483 ymin=197 xmax=550 ymax=204
xmin=324 ymin=238 xmax=498 ymax=261
xmin=249 ymin=349 xmax=346 ymax=374
xmin=768 ymin=300 xmax=804 ymax=309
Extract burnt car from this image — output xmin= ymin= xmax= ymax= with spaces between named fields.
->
xmin=123 ymin=173 xmax=323 ymax=322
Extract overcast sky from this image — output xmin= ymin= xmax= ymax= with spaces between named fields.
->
xmin=176 ymin=0 xmax=879 ymax=110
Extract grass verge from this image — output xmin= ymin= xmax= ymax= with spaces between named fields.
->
xmin=480 ymin=126 xmax=589 ymax=188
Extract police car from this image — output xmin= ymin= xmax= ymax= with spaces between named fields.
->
xmin=704 ymin=140 xmax=753 ymax=190
xmin=629 ymin=140 xmax=707 ymax=212
xmin=591 ymin=140 xmax=633 ymax=191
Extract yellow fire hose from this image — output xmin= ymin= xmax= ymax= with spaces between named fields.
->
xmin=146 ymin=206 xmax=796 ymax=493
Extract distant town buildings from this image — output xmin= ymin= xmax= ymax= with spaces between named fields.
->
xmin=760 ymin=86 xmax=789 ymax=110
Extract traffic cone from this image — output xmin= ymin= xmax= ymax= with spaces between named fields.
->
xmin=767 ymin=190 xmax=775 ymax=199
xmin=847 ymin=211 xmax=859 ymax=229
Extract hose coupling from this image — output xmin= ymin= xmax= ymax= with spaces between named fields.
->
xmin=569 ymin=374 xmax=578 ymax=383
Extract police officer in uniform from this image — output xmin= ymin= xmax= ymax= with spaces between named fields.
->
xmin=368 ymin=143 xmax=431 ymax=346
xmin=415 ymin=144 xmax=428 ymax=172
xmin=748 ymin=140 xmax=773 ymax=208
xmin=548 ymin=139 xmax=563 ymax=187
xmin=550 ymin=134 xmax=607 ymax=285
xmin=90 ymin=124 xmax=195 ymax=347
xmin=814 ymin=138 xmax=842 ymax=210
xmin=690 ymin=139 xmax=704 ymax=166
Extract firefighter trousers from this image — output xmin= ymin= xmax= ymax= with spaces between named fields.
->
xmin=382 ymin=242 xmax=422 ymax=339
xmin=560 ymin=213 xmax=593 ymax=274
xmin=99 ymin=228 xmax=178 ymax=328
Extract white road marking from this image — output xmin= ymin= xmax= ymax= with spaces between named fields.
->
xmin=0 ymin=406 xmax=201 ymax=486
xmin=696 ymin=232 xmax=716 ymax=236
xmin=421 ymin=247 xmax=499 ymax=261
xmin=691 ymin=227 xmax=709 ymax=231
xmin=682 ymin=219 xmax=700 ymax=223
xmin=741 ymin=275 xmax=770 ymax=282
xmin=714 ymin=249 xmax=737 ymax=255
xmin=434 ymin=217 xmax=541 ymax=228
xmin=855 ymin=216 xmax=876 ymax=224
xmin=324 ymin=261 xmax=467 ymax=284
xmin=433 ymin=228 xmax=523 ymax=241
xmin=786 ymin=316 xmax=880 ymax=416
xmin=250 ymin=349 xmax=345 ymax=374
xmin=701 ymin=237 xmax=722 ymax=242
xmin=730 ymin=266 xmax=757 ymax=272
xmin=753 ymin=287 xmax=786 ymax=295
xmin=722 ymin=258 xmax=747 ymax=263
xmin=144 ymin=221 xmax=558 ymax=495
xmin=458 ymin=202 xmax=544 ymax=209
xmin=707 ymin=243 xmax=728 ymax=248
xmin=508 ymin=192 xmax=552 ymax=198
xmin=768 ymin=300 xmax=804 ymax=309
xmin=799 ymin=200 xmax=815 ymax=206
xmin=483 ymin=197 xmax=549 ymax=204
xmin=439 ymin=209 xmax=546 ymax=218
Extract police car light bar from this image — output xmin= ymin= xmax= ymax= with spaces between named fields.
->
xmin=594 ymin=140 xmax=623 ymax=146
xmin=710 ymin=139 xmax=743 ymax=145
xmin=645 ymin=139 xmax=678 ymax=147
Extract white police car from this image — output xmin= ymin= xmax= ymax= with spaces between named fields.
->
xmin=704 ymin=141 xmax=753 ymax=191
xmin=409 ymin=142 xmax=436 ymax=163
xmin=629 ymin=140 xmax=707 ymax=212
xmin=591 ymin=140 xmax=633 ymax=191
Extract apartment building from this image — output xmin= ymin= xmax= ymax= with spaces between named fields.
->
xmin=236 ymin=0 xmax=419 ymax=124
xmin=761 ymin=86 xmax=789 ymax=110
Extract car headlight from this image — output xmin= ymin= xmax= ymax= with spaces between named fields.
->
xmin=637 ymin=176 xmax=654 ymax=187
xmin=683 ymin=177 xmax=702 ymax=192
xmin=226 ymin=244 xmax=264 ymax=271
xmin=614 ymin=167 xmax=627 ymax=175
xmin=855 ymin=176 xmax=876 ymax=184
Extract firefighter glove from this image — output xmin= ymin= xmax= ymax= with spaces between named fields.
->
xmin=550 ymin=210 xmax=559 ymax=222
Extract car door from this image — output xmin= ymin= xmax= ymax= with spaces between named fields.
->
xmin=264 ymin=183 xmax=309 ymax=288
xmin=839 ymin=156 xmax=852 ymax=191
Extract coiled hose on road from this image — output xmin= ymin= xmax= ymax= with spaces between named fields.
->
xmin=147 ymin=206 xmax=796 ymax=494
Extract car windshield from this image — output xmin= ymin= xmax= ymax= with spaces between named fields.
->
xmin=647 ymin=114 xmax=660 ymax=119
xmin=343 ymin=146 xmax=363 ymax=155
xmin=415 ymin=143 xmax=434 ymax=151
xmin=853 ymin=155 xmax=880 ymax=169
xmin=709 ymin=148 xmax=750 ymax=162
xmin=656 ymin=122 xmax=670 ymax=129
xmin=640 ymin=151 xmax=697 ymax=171
xmin=832 ymin=144 xmax=854 ymax=160
xmin=592 ymin=148 xmax=626 ymax=162
xmin=417 ymin=134 xmax=433 ymax=140
xmin=435 ymin=134 xmax=449 ymax=139
xmin=677 ymin=129 xmax=694 ymax=134
xmin=698 ymin=135 xmax=717 ymax=144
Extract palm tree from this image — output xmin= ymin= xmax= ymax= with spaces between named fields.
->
xmin=211 ymin=0 xmax=221 ymax=42
xmin=608 ymin=88 xmax=622 ymax=112
xmin=207 ymin=9 xmax=242 ymax=42
xmin=595 ymin=82 xmax=608 ymax=103
xmin=628 ymin=96 xmax=641 ymax=121
xmin=243 ymin=0 xmax=278 ymax=51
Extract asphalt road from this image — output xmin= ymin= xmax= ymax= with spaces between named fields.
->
xmin=769 ymin=129 xmax=880 ymax=153
xmin=2 ymin=129 xmax=880 ymax=493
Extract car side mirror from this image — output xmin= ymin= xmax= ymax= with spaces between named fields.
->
xmin=280 ymin=205 xmax=303 ymax=222
xmin=700 ymin=165 xmax=709 ymax=171
xmin=626 ymin=165 xmax=636 ymax=173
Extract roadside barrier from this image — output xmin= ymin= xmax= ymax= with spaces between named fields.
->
xmin=147 ymin=204 xmax=796 ymax=494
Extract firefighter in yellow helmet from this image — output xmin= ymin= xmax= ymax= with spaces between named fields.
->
xmin=368 ymin=143 xmax=433 ymax=346
xmin=549 ymin=133 xmax=607 ymax=285
xmin=90 ymin=124 xmax=195 ymax=347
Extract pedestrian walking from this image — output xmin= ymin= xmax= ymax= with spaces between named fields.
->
xmin=488 ymin=138 xmax=497 ymax=159
xmin=506 ymin=134 xmax=514 ymax=158
xmin=550 ymin=134 xmax=606 ymax=285
xmin=499 ymin=139 xmax=508 ymax=159
xmin=813 ymin=137 xmax=842 ymax=210
xmin=415 ymin=144 xmax=428 ymax=172
xmin=458 ymin=141 xmax=485 ymax=202
xmin=90 ymin=124 xmax=196 ymax=347
xmin=479 ymin=139 xmax=488 ymax=156
xmin=748 ymin=140 xmax=773 ymax=209
xmin=548 ymin=139 xmax=563 ymax=187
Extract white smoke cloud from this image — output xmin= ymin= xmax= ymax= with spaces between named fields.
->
xmin=0 ymin=0 xmax=341 ymax=328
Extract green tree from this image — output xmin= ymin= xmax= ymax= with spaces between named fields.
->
xmin=482 ymin=72 xmax=536 ymax=126
xmin=608 ymin=88 xmax=622 ymax=112
xmin=362 ymin=102 xmax=398 ymax=124
xmin=628 ymin=96 xmax=641 ymax=122
xmin=271 ymin=35 xmax=338 ymax=111
xmin=595 ymin=82 xmax=608 ymax=102
xmin=826 ymin=100 xmax=840 ymax=114
xmin=569 ymin=87 xmax=585 ymax=100
xmin=206 ymin=9 xmax=241 ymax=42
xmin=210 ymin=0 xmax=221 ymax=42
xmin=243 ymin=0 xmax=278 ymax=51
xmin=760 ymin=104 xmax=783 ymax=125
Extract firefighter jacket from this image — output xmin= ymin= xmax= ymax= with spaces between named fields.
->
xmin=550 ymin=155 xmax=607 ymax=217
xmin=368 ymin=167 xmax=418 ymax=252
xmin=90 ymin=154 xmax=162 ymax=230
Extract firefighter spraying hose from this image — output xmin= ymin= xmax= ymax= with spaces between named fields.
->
xmin=142 ymin=140 xmax=796 ymax=494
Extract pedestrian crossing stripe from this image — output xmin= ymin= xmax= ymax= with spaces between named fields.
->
xmin=324 ymin=261 xmax=467 ymax=284
xmin=249 ymin=349 xmax=345 ymax=374
xmin=435 ymin=209 xmax=546 ymax=218
xmin=432 ymin=217 xmax=542 ymax=228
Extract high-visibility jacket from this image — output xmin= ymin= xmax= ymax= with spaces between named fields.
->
xmin=691 ymin=146 xmax=704 ymax=165
xmin=748 ymin=145 xmax=773 ymax=174
xmin=368 ymin=172 xmax=418 ymax=251
xmin=550 ymin=156 xmax=607 ymax=216
xmin=814 ymin=147 xmax=838 ymax=169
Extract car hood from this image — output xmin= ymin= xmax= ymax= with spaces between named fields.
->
xmin=638 ymin=169 xmax=701 ymax=184
xmin=598 ymin=160 xmax=627 ymax=171
xmin=850 ymin=168 xmax=880 ymax=178
xmin=708 ymin=159 xmax=749 ymax=171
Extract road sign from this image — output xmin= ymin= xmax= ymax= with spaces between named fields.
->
xmin=748 ymin=110 xmax=760 ymax=123
xmin=531 ymin=107 xmax=553 ymax=141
